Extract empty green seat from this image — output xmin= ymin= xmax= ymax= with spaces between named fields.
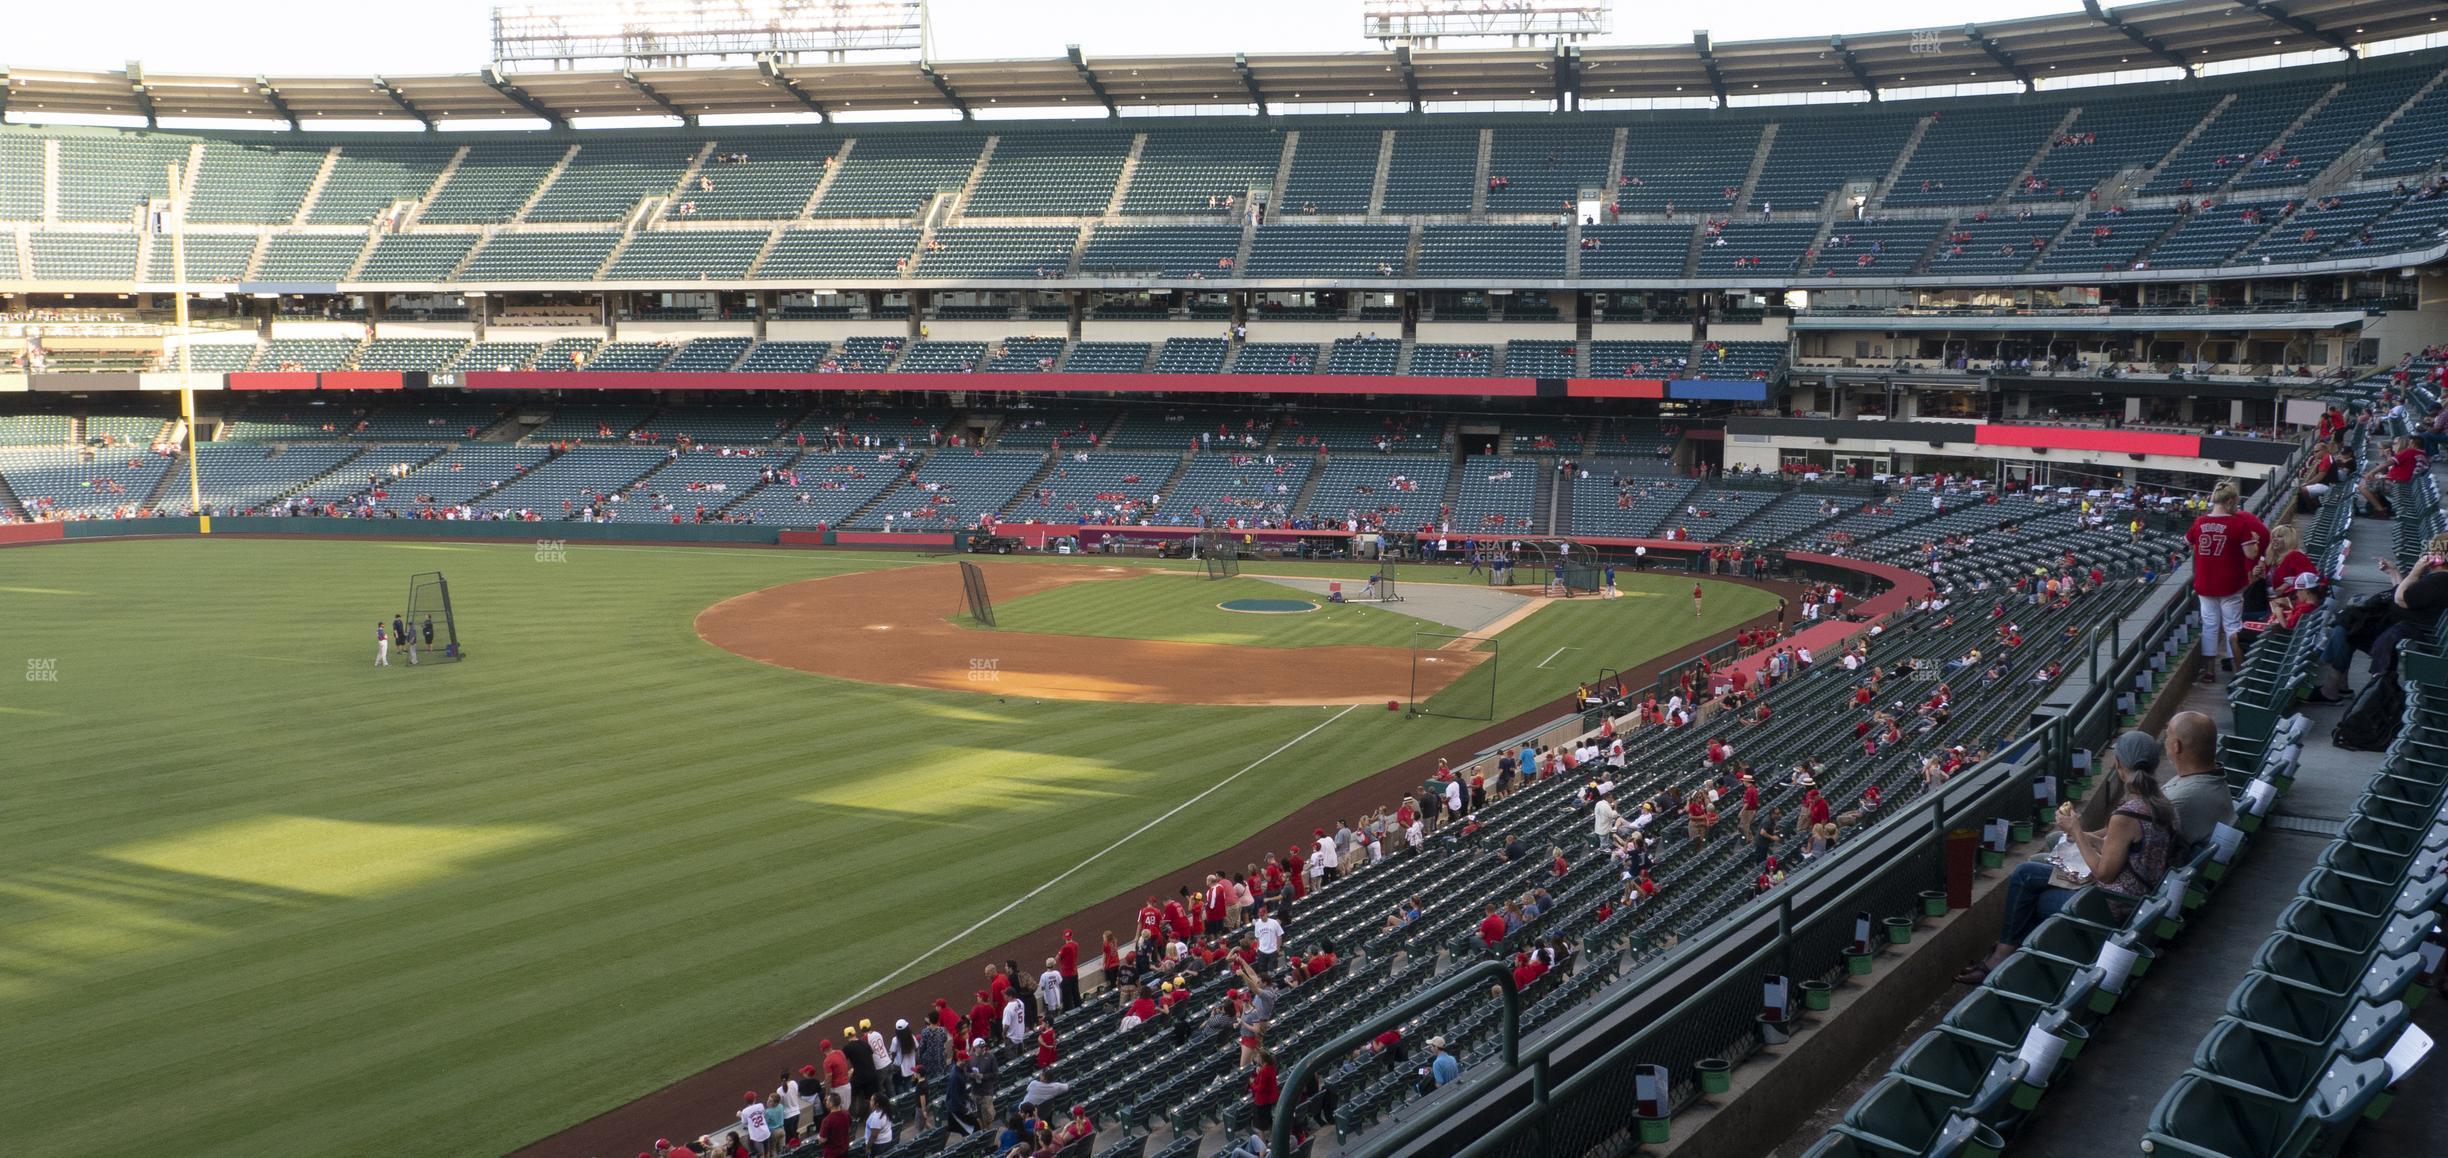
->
xmin=1890 ymin=1031 xmax=2025 ymax=1122
xmin=1940 ymin=990 xmax=2051 ymax=1053
xmin=1981 ymin=951 xmax=2103 ymax=1019
xmin=2274 ymin=898 xmax=2433 ymax=958
xmin=2189 ymin=1019 xmax=2345 ymax=1101
xmin=2140 ymin=1057 xmax=2390 ymax=1157
xmin=2252 ymin=932 xmax=2423 ymax=1006
xmin=1841 ymin=1077 xmax=1962 ymax=1152
xmin=2224 ymin=973 xmax=2407 ymax=1057
xmin=2315 ymin=840 xmax=2442 ymax=891
xmin=2298 ymin=867 xmax=2448 ymax=921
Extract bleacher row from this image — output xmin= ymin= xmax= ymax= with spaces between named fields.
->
xmin=158 ymin=334 xmax=1786 ymax=380
xmin=32 ymin=182 xmax=2448 ymax=287
xmin=10 ymin=50 xmax=2448 ymax=286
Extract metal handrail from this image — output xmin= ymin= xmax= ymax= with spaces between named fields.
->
xmin=1268 ymin=958 xmax=1521 ymax=1156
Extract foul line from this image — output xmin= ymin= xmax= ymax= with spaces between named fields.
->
xmin=1537 ymin=645 xmax=1579 ymax=669
xmin=793 ymin=700 xmax=1363 ymax=1035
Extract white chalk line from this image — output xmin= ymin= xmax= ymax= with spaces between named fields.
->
xmin=789 ymin=700 xmax=1363 ymax=1037
xmin=1537 ymin=645 xmax=1580 ymax=669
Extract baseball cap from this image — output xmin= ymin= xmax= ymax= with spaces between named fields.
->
xmin=894 ymin=1019 xmax=909 ymax=1030
xmin=2111 ymin=729 xmax=2162 ymax=773
xmin=1427 ymin=1035 xmax=1448 ymax=1049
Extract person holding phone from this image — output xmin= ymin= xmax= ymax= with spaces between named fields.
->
xmin=2313 ymin=532 xmax=2448 ymax=701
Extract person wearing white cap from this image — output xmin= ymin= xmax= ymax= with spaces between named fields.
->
xmin=1427 ymin=1036 xmax=1458 ymax=1086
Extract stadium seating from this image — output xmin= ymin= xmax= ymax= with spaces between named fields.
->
xmin=681 ymin=139 xmax=843 ymax=218
xmin=666 ymin=337 xmax=753 ymax=373
xmin=0 ymin=134 xmax=45 ymax=221
xmin=2143 ymin=77 xmax=2334 ymax=195
xmin=735 ymin=341 xmax=831 ymax=373
xmin=2324 ymin=190 xmax=2448 ymax=261
xmin=447 ymin=341 xmax=543 ymax=373
xmin=577 ymin=341 xmax=678 ymax=372
xmin=361 ymin=444 xmax=551 ymax=513
xmin=1017 ymin=452 xmax=1178 ymax=522
xmin=1327 ymin=338 xmax=1401 ymax=375
xmin=1612 ymin=123 xmax=1763 ymax=214
xmin=1588 ymin=340 xmax=1692 ymax=379
xmin=144 ymin=233 xmax=256 ymax=284
xmin=915 ymin=227 xmax=1078 ymax=279
xmin=0 ymin=446 xmax=174 ymax=516
xmin=2146 ymin=204 xmax=2281 ymax=270
xmin=1279 ymin=128 xmax=1383 ymax=214
xmin=189 ymin=139 xmax=326 ymax=223
xmin=421 ymin=142 xmax=568 ymax=224
xmin=1883 ymin=104 xmax=2066 ymax=206
xmin=2239 ymin=191 xmax=2396 ymax=264
xmin=528 ymin=141 xmax=693 ymax=223
xmin=1121 ymin=128 xmax=1284 ymax=216
xmin=1151 ymin=338 xmax=1230 ymax=374
xmin=1407 ymin=344 xmax=1495 ymax=377
xmin=1504 ymin=340 xmax=1578 ymax=378
xmin=2369 ymin=80 xmax=2448 ymax=177
xmin=357 ymin=233 xmax=478 ymax=281
xmin=29 ymin=232 xmax=138 ymax=281
xmin=1749 ymin=110 xmax=1919 ymax=209
xmin=472 ymin=445 xmax=670 ymax=513
xmin=2015 ymin=89 xmax=2223 ymax=202
xmin=1484 ymin=125 xmax=1613 ymax=215
xmin=55 ymin=134 xmax=189 ymax=222
xmin=985 ymin=337 xmax=1067 ymax=373
xmin=1062 ymin=342 xmax=1152 ymax=373
xmin=189 ymin=442 xmax=367 ymax=513
xmin=1696 ymin=221 xmax=1819 ymax=278
xmin=1417 ymin=225 xmax=1566 ymax=279
xmin=895 ymin=340 xmax=990 ymax=373
xmin=354 ymin=338 xmax=470 ymax=373
xmin=832 ymin=336 xmax=906 ymax=373
xmin=1382 ymin=127 xmax=1480 ymax=214
xmin=1158 ymin=452 xmax=1309 ymax=525
xmin=1078 ymin=226 xmax=1241 ymax=279
xmin=1806 ymin=218 xmax=1943 ymax=278
xmin=812 ymin=135 xmax=983 ymax=218
xmin=605 ymin=229 xmax=768 ymax=281
xmin=459 ymin=232 xmax=619 ymax=282
xmin=1451 ymin=454 xmax=1542 ymax=533
xmin=256 ymin=234 xmax=368 ymax=282
xmin=855 ymin=448 xmax=1039 ymax=529
xmin=1298 ymin=453 xmax=1448 ymax=526
xmin=1277 ymin=410 xmax=1441 ymax=453
xmin=1927 ymin=214 xmax=2065 ymax=276
xmin=1232 ymin=342 xmax=1323 ymax=374
xmin=757 ymin=228 xmax=919 ymax=279
xmin=1579 ymin=223 xmax=1695 ymax=278
xmin=1244 ymin=225 xmax=1407 ymax=278
xmin=0 ymin=414 xmax=74 ymax=445
xmin=2230 ymin=65 xmax=2429 ymax=191
xmin=311 ymin=141 xmax=458 ymax=224
xmin=252 ymin=337 xmax=360 ymax=372
xmin=2030 ymin=208 xmax=2181 ymax=273
xmin=965 ymin=131 xmax=1130 ymax=216
xmin=532 ymin=337 xmax=602 ymax=372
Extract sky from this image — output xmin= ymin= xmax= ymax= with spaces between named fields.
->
xmin=6 ymin=0 xmax=2093 ymax=75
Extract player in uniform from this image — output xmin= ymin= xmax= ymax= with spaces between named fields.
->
xmin=375 ymin=622 xmax=390 ymax=667
xmin=1692 ymin=583 xmax=1704 ymax=618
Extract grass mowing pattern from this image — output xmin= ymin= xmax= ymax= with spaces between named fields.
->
xmin=0 ymin=540 xmax=1775 ymax=1156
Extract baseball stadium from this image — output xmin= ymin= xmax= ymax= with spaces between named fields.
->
xmin=2 ymin=1 xmax=2446 ymax=1157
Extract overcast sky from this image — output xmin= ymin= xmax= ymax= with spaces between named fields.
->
xmin=10 ymin=0 xmax=2090 ymax=74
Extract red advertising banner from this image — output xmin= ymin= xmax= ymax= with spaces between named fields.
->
xmin=1972 ymin=423 xmax=2200 ymax=458
xmin=458 ymin=371 xmax=1538 ymax=397
xmin=1564 ymin=378 xmax=1666 ymax=399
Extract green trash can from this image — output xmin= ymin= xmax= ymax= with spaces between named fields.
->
xmin=2011 ymin=820 xmax=2035 ymax=844
xmin=1883 ymin=916 xmax=1914 ymax=945
xmin=1845 ymin=951 xmax=1875 ymax=976
xmin=1801 ymin=980 xmax=1834 ymax=1011
xmin=1696 ymin=1057 xmax=1733 ymax=1095
xmin=1920 ymin=890 xmax=1949 ymax=919
xmin=1978 ymin=847 xmax=2006 ymax=870
xmin=1638 ymin=1113 xmax=1671 ymax=1144
xmin=1759 ymin=1013 xmax=1795 ymax=1046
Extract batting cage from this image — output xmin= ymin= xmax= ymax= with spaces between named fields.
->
xmin=404 ymin=571 xmax=465 ymax=661
xmin=956 ymin=561 xmax=997 ymax=627
xmin=1409 ymin=631 xmax=1498 ymax=720
xmin=1200 ymin=529 xmax=1240 ymax=580
xmin=1346 ymin=559 xmax=1404 ymax=603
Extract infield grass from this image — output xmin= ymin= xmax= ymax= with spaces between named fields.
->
xmin=0 ymin=538 xmax=1774 ymax=1157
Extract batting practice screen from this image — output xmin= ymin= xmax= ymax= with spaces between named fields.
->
xmin=405 ymin=571 xmax=465 ymax=661
xmin=957 ymin=561 xmax=997 ymax=627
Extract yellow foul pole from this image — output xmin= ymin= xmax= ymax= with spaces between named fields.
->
xmin=168 ymin=162 xmax=207 ymax=533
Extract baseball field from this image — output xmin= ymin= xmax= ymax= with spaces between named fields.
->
xmin=0 ymin=537 xmax=1776 ymax=1156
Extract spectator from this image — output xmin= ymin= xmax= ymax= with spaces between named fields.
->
xmin=863 ymin=1094 xmax=893 ymax=1153
xmin=1251 ymin=1048 xmax=1282 ymax=1132
xmin=1957 ymin=731 xmax=2174 ymax=985
xmin=2314 ymin=534 xmax=2448 ymax=700
xmin=2186 ymin=481 xmax=2267 ymax=684
xmin=2157 ymin=712 xmax=2235 ymax=858
xmin=1427 ymin=1036 xmax=1459 ymax=1086
xmin=814 ymin=1091 xmax=853 ymax=1158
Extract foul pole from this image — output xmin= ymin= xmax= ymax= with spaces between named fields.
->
xmin=167 ymin=161 xmax=207 ymax=533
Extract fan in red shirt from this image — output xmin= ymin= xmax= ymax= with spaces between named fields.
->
xmin=2186 ymin=481 xmax=2269 ymax=682
xmin=1478 ymin=905 xmax=1509 ymax=946
xmin=1306 ymin=947 xmax=1337 ymax=977
xmin=1036 ymin=1023 xmax=1060 ymax=1068
xmin=1136 ymin=898 xmax=1163 ymax=943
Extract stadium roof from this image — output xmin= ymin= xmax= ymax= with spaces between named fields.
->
xmin=3 ymin=0 xmax=2438 ymax=125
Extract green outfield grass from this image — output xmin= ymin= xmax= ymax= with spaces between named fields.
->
xmin=980 ymin=574 xmax=1450 ymax=647
xmin=0 ymin=538 xmax=1774 ymax=1157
